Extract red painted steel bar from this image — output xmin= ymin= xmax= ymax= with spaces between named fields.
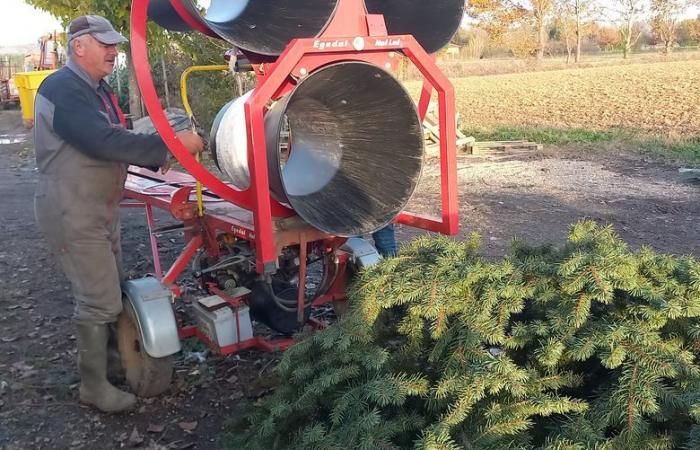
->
xmin=162 ymin=234 xmax=203 ymax=287
xmin=144 ymin=203 xmax=163 ymax=279
xmin=179 ymin=325 xmax=295 ymax=355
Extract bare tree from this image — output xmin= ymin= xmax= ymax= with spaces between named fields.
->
xmin=615 ymin=0 xmax=647 ymax=58
xmin=557 ymin=0 xmax=599 ymax=62
xmin=651 ymin=0 xmax=688 ymax=53
xmin=555 ymin=7 xmax=577 ymax=62
xmin=532 ymin=0 xmax=555 ymax=59
xmin=467 ymin=0 xmax=560 ymax=60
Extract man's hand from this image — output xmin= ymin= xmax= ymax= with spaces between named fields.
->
xmin=161 ymin=131 xmax=205 ymax=174
xmin=176 ymin=131 xmax=205 ymax=156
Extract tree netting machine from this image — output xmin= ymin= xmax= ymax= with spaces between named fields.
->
xmin=119 ymin=0 xmax=463 ymax=396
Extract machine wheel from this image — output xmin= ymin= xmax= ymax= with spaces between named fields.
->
xmin=117 ymin=300 xmax=174 ymax=397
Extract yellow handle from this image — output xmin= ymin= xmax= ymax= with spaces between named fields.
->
xmin=180 ymin=65 xmax=229 ymax=120
xmin=179 ymin=65 xmax=229 ymax=218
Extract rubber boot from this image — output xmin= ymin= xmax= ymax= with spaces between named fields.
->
xmin=106 ymin=323 xmax=125 ymax=384
xmin=76 ymin=323 xmax=136 ymax=413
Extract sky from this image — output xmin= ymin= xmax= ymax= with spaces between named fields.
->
xmin=0 ymin=0 xmax=698 ymax=47
xmin=0 ymin=0 xmax=62 ymax=47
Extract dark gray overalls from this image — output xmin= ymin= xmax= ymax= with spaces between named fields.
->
xmin=34 ymin=59 xmax=168 ymax=324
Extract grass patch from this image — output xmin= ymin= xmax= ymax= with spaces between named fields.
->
xmin=462 ymin=126 xmax=621 ymax=145
xmin=638 ymin=136 xmax=700 ymax=166
xmin=462 ymin=126 xmax=700 ymax=165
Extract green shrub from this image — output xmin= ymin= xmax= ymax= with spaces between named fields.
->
xmin=224 ymin=222 xmax=700 ymax=450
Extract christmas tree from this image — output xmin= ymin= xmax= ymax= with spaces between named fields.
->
xmin=225 ymin=222 xmax=700 ymax=450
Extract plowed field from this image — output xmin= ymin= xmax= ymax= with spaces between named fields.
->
xmin=411 ymin=59 xmax=700 ymax=136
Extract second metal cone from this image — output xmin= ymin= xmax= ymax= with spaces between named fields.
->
xmin=364 ymin=0 xmax=466 ymax=54
xmin=149 ymin=0 xmax=465 ymax=56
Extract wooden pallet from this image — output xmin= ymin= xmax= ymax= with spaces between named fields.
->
xmin=464 ymin=140 xmax=543 ymax=155
xmin=422 ymin=108 xmax=475 ymax=154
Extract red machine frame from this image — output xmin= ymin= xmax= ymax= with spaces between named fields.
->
xmin=126 ymin=0 xmax=459 ymax=354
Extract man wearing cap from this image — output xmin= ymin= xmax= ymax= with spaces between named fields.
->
xmin=33 ymin=15 xmax=203 ymax=413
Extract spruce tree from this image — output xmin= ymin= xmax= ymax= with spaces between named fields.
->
xmin=224 ymin=222 xmax=700 ymax=450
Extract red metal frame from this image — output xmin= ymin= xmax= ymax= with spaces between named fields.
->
xmin=179 ymin=326 xmax=296 ymax=355
xmin=127 ymin=0 xmax=460 ymax=355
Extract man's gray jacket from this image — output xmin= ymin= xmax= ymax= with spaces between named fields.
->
xmin=33 ymin=60 xmax=168 ymax=324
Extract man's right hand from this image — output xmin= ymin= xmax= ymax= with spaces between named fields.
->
xmin=175 ymin=131 xmax=205 ymax=156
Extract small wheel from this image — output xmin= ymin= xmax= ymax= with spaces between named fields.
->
xmin=117 ymin=299 xmax=174 ymax=397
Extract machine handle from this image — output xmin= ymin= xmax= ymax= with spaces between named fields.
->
xmin=179 ymin=65 xmax=229 ymax=217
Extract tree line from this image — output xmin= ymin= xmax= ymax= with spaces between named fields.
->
xmin=461 ymin=0 xmax=700 ymax=61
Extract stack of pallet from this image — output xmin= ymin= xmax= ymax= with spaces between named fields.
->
xmin=421 ymin=102 xmax=543 ymax=156
xmin=423 ymin=115 xmax=474 ymax=150
xmin=423 ymin=107 xmax=474 ymax=154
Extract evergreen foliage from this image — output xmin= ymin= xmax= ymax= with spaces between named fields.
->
xmin=225 ymin=222 xmax=700 ymax=450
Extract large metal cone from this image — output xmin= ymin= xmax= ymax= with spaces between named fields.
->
xmin=265 ymin=62 xmax=424 ymax=236
xmin=148 ymin=0 xmax=339 ymax=56
xmin=213 ymin=62 xmax=424 ymax=236
xmin=364 ymin=0 xmax=465 ymax=53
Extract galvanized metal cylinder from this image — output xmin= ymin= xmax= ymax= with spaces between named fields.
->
xmin=210 ymin=93 xmax=251 ymax=191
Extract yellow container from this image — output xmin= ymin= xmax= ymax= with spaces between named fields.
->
xmin=13 ymin=70 xmax=56 ymax=127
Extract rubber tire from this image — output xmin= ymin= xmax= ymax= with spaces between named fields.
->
xmin=117 ymin=299 xmax=174 ymax=397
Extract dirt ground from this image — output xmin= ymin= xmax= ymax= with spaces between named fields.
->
xmin=405 ymin=142 xmax=699 ymax=258
xmin=1 ymin=107 xmax=698 ymax=450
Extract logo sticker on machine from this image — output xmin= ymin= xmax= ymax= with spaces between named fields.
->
xmin=312 ymin=39 xmax=350 ymax=50
xmin=374 ymin=38 xmax=402 ymax=48
xmin=353 ymin=37 xmax=365 ymax=51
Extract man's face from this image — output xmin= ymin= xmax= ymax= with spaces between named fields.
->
xmin=73 ymin=35 xmax=118 ymax=81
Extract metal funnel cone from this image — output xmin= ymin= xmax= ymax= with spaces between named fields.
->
xmin=148 ymin=0 xmax=339 ymax=56
xmin=265 ymin=62 xmax=424 ymax=236
xmin=364 ymin=0 xmax=465 ymax=54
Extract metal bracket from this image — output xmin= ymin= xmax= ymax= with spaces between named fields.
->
xmin=122 ymin=277 xmax=182 ymax=358
xmin=340 ymin=237 xmax=381 ymax=270
xmin=170 ymin=186 xmax=198 ymax=221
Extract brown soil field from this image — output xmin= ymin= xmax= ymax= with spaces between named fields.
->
xmin=409 ymin=60 xmax=700 ymax=136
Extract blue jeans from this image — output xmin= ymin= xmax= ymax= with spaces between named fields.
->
xmin=371 ymin=223 xmax=398 ymax=257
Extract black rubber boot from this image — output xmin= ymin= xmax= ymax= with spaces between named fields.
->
xmin=76 ymin=323 xmax=136 ymax=413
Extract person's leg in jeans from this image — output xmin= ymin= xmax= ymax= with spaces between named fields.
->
xmin=371 ymin=223 xmax=398 ymax=257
